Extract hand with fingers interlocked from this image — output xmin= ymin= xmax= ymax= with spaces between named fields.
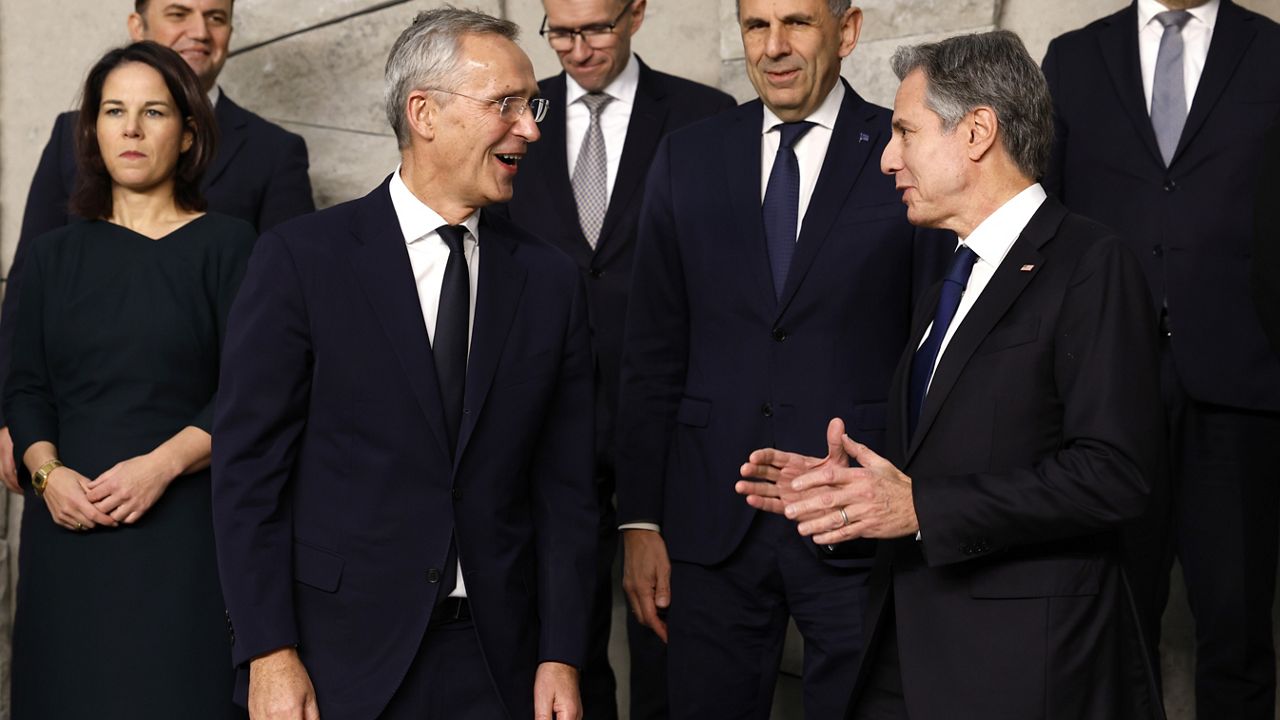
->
xmin=39 ymin=464 xmax=117 ymax=532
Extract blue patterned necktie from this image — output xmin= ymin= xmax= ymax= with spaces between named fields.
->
xmin=1151 ymin=10 xmax=1192 ymax=166
xmin=908 ymin=245 xmax=978 ymax=438
xmin=762 ymin=121 xmax=814 ymax=300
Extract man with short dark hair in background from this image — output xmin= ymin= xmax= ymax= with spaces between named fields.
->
xmin=493 ymin=1 xmax=734 ymax=717
xmin=0 ymin=0 xmax=314 ymax=493
xmin=1043 ymin=2 xmax=1280 ymax=716
xmin=616 ymin=0 xmax=949 ymax=716
xmin=740 ymin=30 xmax=1165 ymax=719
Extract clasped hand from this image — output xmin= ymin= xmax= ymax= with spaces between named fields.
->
xmin=735 ymin=418 xmax=919 ymax=544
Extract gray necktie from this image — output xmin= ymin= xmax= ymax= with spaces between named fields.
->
xmin=1151 ymin=10 xmax=1192 ymax=166
xmin=572 ymin=93 xmax=614 ymax=249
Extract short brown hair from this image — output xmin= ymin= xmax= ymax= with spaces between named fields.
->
xmin=135 ymin=0 xmax=235 ymax=11
xmin=71 ymin=41 xmax=217 ymax=219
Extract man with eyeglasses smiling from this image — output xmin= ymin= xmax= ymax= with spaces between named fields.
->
xmin=212 ymin=8 xmax=596 ymax=720
xmin=493 ymin=2 xmax=733 ymax=719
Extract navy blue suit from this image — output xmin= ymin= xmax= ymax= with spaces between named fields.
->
xmin=0 ymin=94 xmax=315 ymax=426
xmin=211 ymin=180 xmax=597 ymax=720
xmin=493 ymin=59 xmax=734 ymax=720
xmin=1043 ymin=3 xmax=1280 ymax=717
xmin=617 ymin=82 xmax=950 ymax=718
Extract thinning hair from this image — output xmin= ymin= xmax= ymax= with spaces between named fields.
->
xmin=736 ymin=0 xmax=851 ymax=19
xmin=890 ymin=30 xmax=1053 ymax=180
xmin=384 ymin=6 xmax=520 ymax=148
xmin=71 ymin=41 xmax=217 ymax=219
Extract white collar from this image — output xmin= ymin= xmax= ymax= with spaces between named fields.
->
xmin=959 ymin=183 xmax=1048 ymax=267
xmin=208 ymin=85 xmax=222 ymax=109
xmin=565 ymin=51 xmax=640 ymax=108
xmin=1137 ymin=0 xmax=1220 ymax=32
xmin=761 ymin=78 xmax=845 ymax=135
xmin=388 ymin=165 xmax=480 ymax=246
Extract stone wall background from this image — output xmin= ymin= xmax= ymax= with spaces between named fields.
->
xmin=1 ymin=1 xmax=1278 ymax=718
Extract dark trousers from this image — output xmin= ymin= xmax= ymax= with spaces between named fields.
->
xmin=378 ymin=615 xmax=507 ymax=720
xmin=580 ymin=476 xmax=670 ymax=720
xmin=667 ymin=512 xmax=869 ymax=720
xmin=1136 ymin=342 xmax=1280 ymax=719
xmin=850 ymin=599 xmax=909 ymax=720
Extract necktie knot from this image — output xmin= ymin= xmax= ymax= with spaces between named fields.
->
xmin=581 ymin=92 xmax=613 ymax=117
xmin=437 ymin=224 xmax=467 ymax=254
xmin=775 ymin=121 xmax=814 ymax=150
xmin=1155 ymin=9 xmax=1191 ymax=31
xmin=945 ymin=245 xmax=979 ymax=286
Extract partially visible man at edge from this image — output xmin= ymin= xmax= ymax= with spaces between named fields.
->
xmin=0 ymin=0 xmax=315 ymax=492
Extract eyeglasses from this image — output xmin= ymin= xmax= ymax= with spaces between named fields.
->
xmin=539 ymin=0 xmax=634 ymax=51
xmin=429 ymin=90 xmax=549 ymax=123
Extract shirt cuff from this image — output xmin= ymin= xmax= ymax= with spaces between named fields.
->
xmin=619 ymin=522 xmax=661 ymax=533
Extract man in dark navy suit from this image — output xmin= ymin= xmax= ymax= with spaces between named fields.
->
xmin=0 ymin=0 xmax=314 ymax=493
xmin=1043 ymin=2 xmax=1280 ymax=716
xmin=494 ymin=1 xmax=733 ymax=717
xmin=615 ymin=0 xmax=948 ymax=716
xmin=211 ymin=9 xmax=595 ymax=720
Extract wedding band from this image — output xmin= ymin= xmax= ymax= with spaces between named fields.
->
xmin=75 ymin=522 xmax=84 ymax=531
xmin=838 ymin=508 xmax=850 ymax=527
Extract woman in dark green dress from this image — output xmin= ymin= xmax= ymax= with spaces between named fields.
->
xmin=4 ymin=42 xmax=254 ymax=718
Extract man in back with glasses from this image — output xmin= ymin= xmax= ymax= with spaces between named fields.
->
xmin=495 ymin=2 xmax=733 ymax=718
xmin=211 ymin=8 xmax=597 ymax=720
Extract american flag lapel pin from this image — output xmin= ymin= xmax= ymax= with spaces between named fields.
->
xmin=859 ymin=132 xmax=870 ymax=143
xmin=1020 ymin=264 xmax=1035 ymax=272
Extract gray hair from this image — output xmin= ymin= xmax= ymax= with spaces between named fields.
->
xmin=736 ymin=0 xmax=851 ymax=20
xmin=890 ymin=30 xmax=1053 ymax=180
xmin=384 ymin=6 xmax=520 ymax=148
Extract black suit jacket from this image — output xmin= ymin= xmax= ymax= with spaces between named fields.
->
xmin=493 ymin=60 xmax=734 ymax=476
xmin=855 ymin=197 xmax=1165 ymax=720
xmin=211 ymin=181 xmax=597 ymax=720
xmin=617 ymin=82 xmax=951 ymax=565
xmin=1254 ymin=121 xmax=1280 ymax=355
xmin=0 ymin=93 xmax=315 ymax=424
xmin=1042 ymin=0 xmax=1280 ymax=411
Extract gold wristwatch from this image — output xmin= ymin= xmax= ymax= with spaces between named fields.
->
xmin=32 ymin=459 xmax=63 ymax=497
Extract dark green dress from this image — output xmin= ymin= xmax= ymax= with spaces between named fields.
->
xmin=5 ymin=213 xmax=254 ymax=719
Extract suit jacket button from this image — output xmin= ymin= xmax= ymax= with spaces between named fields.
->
xmin=1163 ymin=179 xmax=1176 ymax=192
xmin=589 ymin=268 xmax=603 ymax=279
xmin=761 ymin=403 xmax=774 ymax=417
xmin=772 ymin=328 xmax=788 ymax=342
xmin=426 ymin=568 xmax=441 ymax=583
xmin=1152 ymin=245 xmax=1163 ymax=257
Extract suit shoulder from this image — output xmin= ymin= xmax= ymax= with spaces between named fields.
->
xmin=1046 ymin=9 xmax=1123 ymax=51
xmin=647 ymin=68 xmax=736 ymax=109
xmin=235 ymin=103 xmax=308 ymax=150
xmin=265 ymin=195 xmax=358 ymax=246
xmin=484 ymin=211 xmax=578 ymax=277
xmin=1052 ymin=210 xmax=1144 ymax=273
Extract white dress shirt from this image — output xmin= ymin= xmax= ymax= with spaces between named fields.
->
xmin=389 ymin=166 xmax=481 ymax=598
xmin=919 ymin=184 xmax=1049 ymax=391
xmin=1137 ymin=0 xmax=1219 ymax=113
xmin=760 ymin=80 xmax=845 ymax=240
xmin=565 ymin=52 xmax=641 ymax=204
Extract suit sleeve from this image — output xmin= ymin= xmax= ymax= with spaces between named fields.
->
xmin=914 ymin=238 xmax=1164 ymax=567
xmin=531 ymin=274 xmax=598 ymax=666
xmin=0 ymin=115 xmax=75 ymax=428
xmin=212 ymin=231 xmax=313 ymax=666
xmin=615 ymin=136 xmax=689 ymax=526
xmin=256 ymin=131 xmax=315 ymax=233
xmin=1253 ymin=122 xmax=1280 ymax=355
xmin=1041 ymin=40 xmax=1068 ymax=198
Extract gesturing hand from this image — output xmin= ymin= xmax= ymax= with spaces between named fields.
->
xmin=782 ymin=434 xmax=918 ymax=545
xmin=736 ymin=417 xmax=852 ymax=515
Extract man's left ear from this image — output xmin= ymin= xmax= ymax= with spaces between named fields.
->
xmin=967 ymin=106 xmax=999 ymax=161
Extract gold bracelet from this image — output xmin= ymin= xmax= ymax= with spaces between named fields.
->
xmin=32 ymin=459 xmax=64 ymax=497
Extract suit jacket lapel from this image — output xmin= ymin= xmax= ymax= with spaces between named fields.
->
xmin=905 ymin=199 xmax=1065 ymax=463
xmin=597 ymin=60 xmax=669 ymax=261
xmin=1176 ymin=0 xmax=1254 ymax=164
xmin=349 ymin=179 xmax=453 ymax=459
xmin=538 ymin=75 xmax=589 ymax=263
xmin=777 ymin=81 xmax=878 ymax=316
xmin=723 ymin=102 xmax=778 ymax=311
xmin=454 ymin=212 xmax=528 ymax=462
xmin=1098 ymin=5 xmax=1165 ymax=168
xmin=205 ymin=93 xmax=248 ymax=190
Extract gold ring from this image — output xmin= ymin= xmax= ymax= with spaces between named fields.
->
xmin=75 ymin=522 xmax=84 ymax=531
xmin=838 ymin=508 xmax=850 ymax=526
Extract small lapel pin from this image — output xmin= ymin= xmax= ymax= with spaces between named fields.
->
xmin=1020 ymin=264 xmax=1035 ymax=272
xmin=859 ymin=132 xmax=870 ymax=143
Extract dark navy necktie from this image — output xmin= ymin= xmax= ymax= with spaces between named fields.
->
xmin=434 ymin=224 xmax=470 ymax=458
xmin=762 ymin=121 xmax=814 ymax=300
xmin=908 ymin=245 xmax=978 ymax=438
